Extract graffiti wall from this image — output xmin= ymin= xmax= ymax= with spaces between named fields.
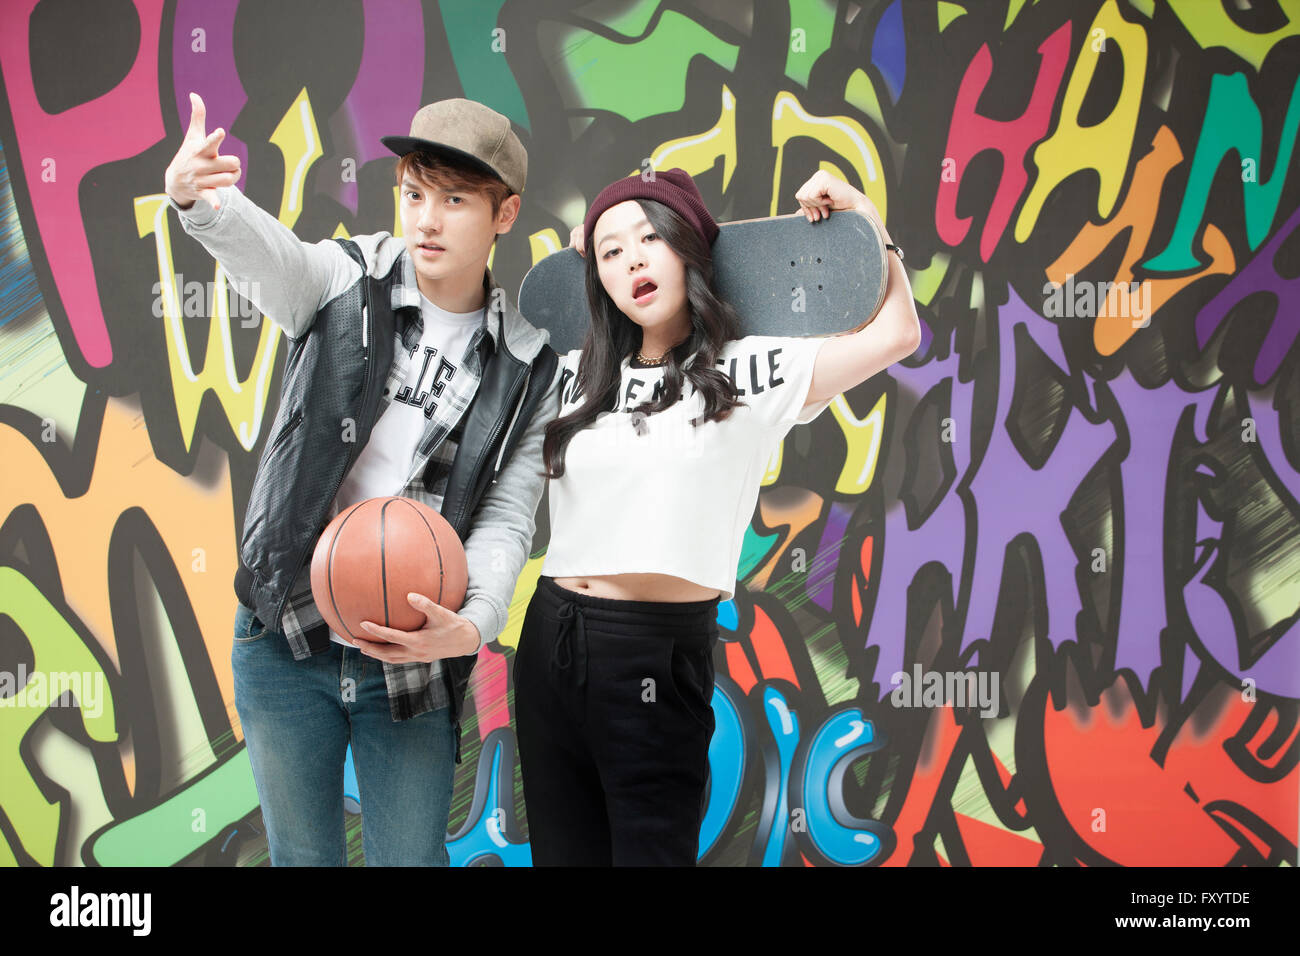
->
xmin=1 ymin=0 xmax=1296 ymax=867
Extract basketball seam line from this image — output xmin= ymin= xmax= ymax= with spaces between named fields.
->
xmin=327 ymin=505 xmax=364 ymax=643
xmin=399 ymin=499 xmax=446 ymax=607
xmin=380 ymin=498 xmax=394 ymax=628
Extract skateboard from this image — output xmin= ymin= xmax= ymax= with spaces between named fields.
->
xmin=518 ymin=208 xmax=890 ymax=355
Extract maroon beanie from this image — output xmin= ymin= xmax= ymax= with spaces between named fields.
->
xmin=582 ymin=167 xmax=719 ymax=253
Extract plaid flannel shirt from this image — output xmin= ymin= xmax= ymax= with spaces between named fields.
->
xmin=280 ymin=251 xmax=493 ymax=719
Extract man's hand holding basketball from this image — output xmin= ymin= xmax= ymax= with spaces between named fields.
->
xmin=165 ymin=92 xmax=242 ymax=210
xmin=354 ymin=593 xmax=482 ymax=662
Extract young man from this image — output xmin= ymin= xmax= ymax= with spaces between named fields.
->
xmin=164 ymin=95 xmax=558 ymax=865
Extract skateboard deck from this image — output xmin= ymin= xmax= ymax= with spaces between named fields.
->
xmin=518 ymin=208 xmax=890 ymax=355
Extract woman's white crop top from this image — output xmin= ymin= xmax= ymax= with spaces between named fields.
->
xmin=540 ymin=335 xmax=833 ymax=599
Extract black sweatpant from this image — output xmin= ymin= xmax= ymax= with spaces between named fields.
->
xmin=514 ymin=575 xmax=720 ymax=866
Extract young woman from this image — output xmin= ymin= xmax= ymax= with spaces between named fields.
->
xmin=514 ymin=167 xmax=921 ymax=866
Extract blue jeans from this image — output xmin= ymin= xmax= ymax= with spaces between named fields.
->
xmin=231 ymin=601 xmax=455 ymax=866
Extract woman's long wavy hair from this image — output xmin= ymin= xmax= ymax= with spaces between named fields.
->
xmin=542 ymin=198 xmax=744 ymax=478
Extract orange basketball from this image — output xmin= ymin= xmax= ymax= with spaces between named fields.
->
xmin=310 ymin=497 xmax=467 ymax=643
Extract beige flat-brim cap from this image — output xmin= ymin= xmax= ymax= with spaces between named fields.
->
xmin=382 ymin=98 xmax=526 ymax=194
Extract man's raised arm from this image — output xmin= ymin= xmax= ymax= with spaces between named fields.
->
xmin=163 ymin=92 xmax=360 ymax=339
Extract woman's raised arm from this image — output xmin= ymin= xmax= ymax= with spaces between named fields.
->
xmin=792 ymin=170 xmax=923 ymax=406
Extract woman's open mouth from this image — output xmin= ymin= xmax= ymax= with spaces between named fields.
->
xmin=632 ymin=279 xmax=658 ymax=304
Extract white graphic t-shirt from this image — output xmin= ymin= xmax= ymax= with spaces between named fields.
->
xmin=326 ymin=293 xmax=482 ymax=645
xmin=541 ymin=334 xmax=833 ymax=599
xmin=335 ymin=295 xmax=482 ymax=510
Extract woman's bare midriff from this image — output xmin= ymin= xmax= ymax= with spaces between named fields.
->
xmin=552 ymin=573 xmax=722 ymax=603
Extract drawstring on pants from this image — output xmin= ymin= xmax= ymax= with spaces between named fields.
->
xmin=552 ymin=600 xmax=588 ymax=698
